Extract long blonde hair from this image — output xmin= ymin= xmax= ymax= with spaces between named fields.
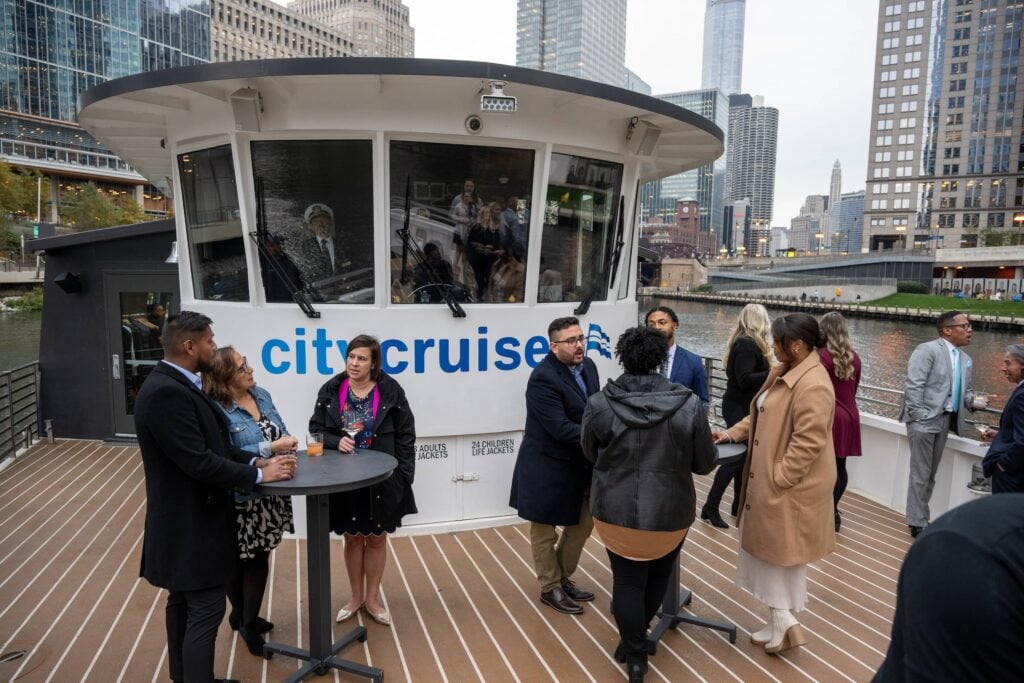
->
xmin=820 ymin=311 xmax=855 ymax=380
xmin=723 ymin=304 xmax=773 ymax=368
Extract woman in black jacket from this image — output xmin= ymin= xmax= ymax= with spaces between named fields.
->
xmin=581 ymin=326 xmax=717 ymax=682
xmin=308 ymin=334 xmax=416 ymax=627
xmin=701 ymin=304 xmax=772 ymax=528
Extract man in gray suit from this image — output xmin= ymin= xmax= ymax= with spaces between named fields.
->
xmin=900 ymin=310 xmax=981 ymax=537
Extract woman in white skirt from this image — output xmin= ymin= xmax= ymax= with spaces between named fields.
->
xmin=713 ymin=312 xmax=837 ymax=654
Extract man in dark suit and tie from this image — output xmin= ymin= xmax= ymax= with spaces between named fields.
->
xmin=510 ymin=316 xmax=600 ymax=615
xmin=900 ymin=310 xmax=980 ymax=537
xmin=644 ymin=306 xmax=709 ymax=407
xmin=982 ymin=344 xmax=1024 ymax=493
xmin=135 ymin=311 xmax=296 ymax=683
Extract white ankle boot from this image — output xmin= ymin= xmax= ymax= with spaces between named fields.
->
xmin=750 ymin=609 xmax=773 ymax=644
xmin=765 ymin=607 xmax=806 ymax=654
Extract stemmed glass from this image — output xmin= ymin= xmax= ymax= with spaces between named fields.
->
xmin=342 ymin=415 xmax=364 ymax=445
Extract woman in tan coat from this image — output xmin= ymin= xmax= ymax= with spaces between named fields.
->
xmin=713 ymin=312 xmax=837 ymax=655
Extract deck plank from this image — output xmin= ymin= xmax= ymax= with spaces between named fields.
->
xmin=0 ymin=441 xmax=903 ymax=682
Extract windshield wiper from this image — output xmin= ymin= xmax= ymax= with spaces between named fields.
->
xmin=252 ymin=177 xmax=321 ymax=319
xmin=574 ymin=194 xmax=624 ymax=316
xmin=397 ymin=225 xmax=467 ymax=318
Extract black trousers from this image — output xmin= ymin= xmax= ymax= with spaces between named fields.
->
xmin=704 ymin=456 xmax=745 ymax=514
xmin=166 ymin=585 xmax=226 ymax=683
xmin=607 ymin=541 xmax=684 ymax=663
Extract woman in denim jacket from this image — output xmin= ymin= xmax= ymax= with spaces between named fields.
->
xmin=204 ymin=347 xmax=297 ymax=657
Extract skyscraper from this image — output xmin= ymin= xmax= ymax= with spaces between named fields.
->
xmin=289 ymin=0 xmax=414 ymax=58
xmin=646 ymin=89 xmax=730 ymax=239
xmin=702 ymin=0 xmax=746 ymax=95
xmin=516 ymin=0 xmax=628 ymax=86
xmin=863 ymin=0 xmax=1024 ymax=252
xmin=1 ymin=0 xmax=212 ymax=219
xmin=823 ymin=160 xmax=842 ymax=248
xmin=834 ymin=190 xmax=866 ymax=254
xmin=725 ymin=94 xmax=779 ymax=238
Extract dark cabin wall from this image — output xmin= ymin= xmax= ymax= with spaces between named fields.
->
xmin=37 ymin=223 xmax=178 ymax=439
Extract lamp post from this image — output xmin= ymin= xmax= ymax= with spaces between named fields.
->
xmin=758 ymin=236 xmax=768 ymax=258
xmin=814 ymin=231 xmax=824 ymax=256
xmin=895 ymin=222 xmax=907 ymax=251
xmin=1014 ymin=212 xmax=1024 ymax=245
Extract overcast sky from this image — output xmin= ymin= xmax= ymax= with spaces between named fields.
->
xmin=300 ymin=0 xmax=879 ymax=225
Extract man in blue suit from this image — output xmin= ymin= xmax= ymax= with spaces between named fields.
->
xmin=644 ymin=306 xmax=709 ymax=407
xmin=510 ymin=316 xmax=600 ymax=615
xmin=982 ymin=344 xmax=1024 ymax=493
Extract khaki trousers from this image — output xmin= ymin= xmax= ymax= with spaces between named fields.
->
xmin=529 ymin=498 xmax=594 ymax=593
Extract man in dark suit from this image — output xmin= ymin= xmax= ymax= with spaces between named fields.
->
xmin=644 ymin=306 xmax=709 ymax=407
xmin=509 ymin=316 xmax=600 ymax=615
xmin=135 ymin=311 xmax=295 ymax=683
xmin=982 ymin=344 xmax=1024 ymax=493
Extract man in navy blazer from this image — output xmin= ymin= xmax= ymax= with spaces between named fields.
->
xmin=510 ymin=316 xmax=600 ymax=615
xmin=135 ymin=312 xmax=295 ymax=683
xmin=982 ymin=344 xmax=1024 ymax=493
xmin=645 ymin=306 xmax=709 ymax=407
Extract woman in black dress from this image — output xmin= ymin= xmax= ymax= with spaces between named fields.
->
xmin=701 ymin=304 xmax=773 ymax=528
xmin=308 ymin=334 xmax=416 ymax=627
xmin=205 ymin=347 xmax=297 ymax=656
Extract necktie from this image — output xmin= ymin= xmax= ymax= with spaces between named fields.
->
xmin=660 ymin=352 xmax=670 ymax=378
xmin=951 ymin=348 xmax=962 ymax=411
xmin=319 ymin=239 xmax=327 ymax=254
xmin=574 ymin=369 xmax=587 ymax=396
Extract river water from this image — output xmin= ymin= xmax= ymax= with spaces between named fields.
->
xmin=644 ymin=296 xmax=1021 ymax=415
xmin=0 ymin=310 xmax=42 ymax=370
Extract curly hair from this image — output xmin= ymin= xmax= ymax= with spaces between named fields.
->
xmin=203 ymin=346 xmax=242 ymax=407
xmin=616 ymin=326 xmax=668 ymax=375
xmin=819 ymin=312 xmax=856 ymax=380
xmin=723 ymin=303 xmax=773 ymax=369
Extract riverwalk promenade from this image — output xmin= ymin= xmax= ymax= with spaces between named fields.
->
xmin=644 ymin=289 xmax=1024 ymax=331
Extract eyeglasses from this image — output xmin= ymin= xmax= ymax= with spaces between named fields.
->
xmin=945 ymin=323 xmax=973 ymax=330
xmin=552 ymin=335 xmax=587 ymax=347
xmin=236 ymin=357 xmax=251 ymax=374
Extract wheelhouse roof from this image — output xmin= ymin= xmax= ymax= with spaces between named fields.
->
xmin=78 ymin=58 xmax=724 ymax=195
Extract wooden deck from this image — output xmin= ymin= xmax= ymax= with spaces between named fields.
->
xmin=0 ymin=440 xmax=904 ymax=682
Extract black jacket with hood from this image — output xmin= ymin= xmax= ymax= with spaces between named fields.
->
xmin=581 ymin=373 xmax=716 ymax=532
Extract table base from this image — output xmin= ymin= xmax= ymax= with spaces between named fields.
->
xmin=264 ymin=627 xmax=383 ymax=682
xmin=647 ymin=549 xmax=737 ymax=647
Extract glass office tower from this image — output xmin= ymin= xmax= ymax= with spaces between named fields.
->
xmin=0 ymin=1 xmax=211 ymax=215
xmin=701 ymin=0 xmax=745 ymax=95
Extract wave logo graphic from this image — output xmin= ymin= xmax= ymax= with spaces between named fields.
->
xmin=586 ymin=323 xmax=612 ymax=359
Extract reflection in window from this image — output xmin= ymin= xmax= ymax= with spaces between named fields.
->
xmin=120 ymin=294 xmax=174 ymax=414
xmin=251 ymin=140 xmax=374 ymax=304
xmin=538 ymin=153 xmax=623 ymax=303
xmin=178 ymin=146 xmax=248 ymax=301
xmin=388 ymin=141 xmax=534 ymax=304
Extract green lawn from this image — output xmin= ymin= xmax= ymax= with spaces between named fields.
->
xmin=860 ymin=293 xmax=1024 ymax=316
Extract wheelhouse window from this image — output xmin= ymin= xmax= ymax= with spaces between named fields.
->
xmin=388 ymin=141 xmax=534 ymax=304
xmin=250 ymin=140 xmax=374 ymax=304
xmin=538 ymin=153 xmax=623 ymax=303
xmin=178 ymin=145 xmax=248 ymax=301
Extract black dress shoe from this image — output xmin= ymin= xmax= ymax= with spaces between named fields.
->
xmin=239 ymin=626 xmax=266 ymax=657
xmin=562 ymin=579 xmax=594 ymax=602
xmin=540 ymin=586 xmax=583 ymax=614
xmin=229 ymin=614 xmax=273 ymax=634
xmin=835 ymin=510 xmax=842 ymax=532
xmin=627 ymin=658 xmax=648 ymax=682
xmin=909 ymin=525 xmax=923 ymax=538
xmin=701 ymin=507 xmax=729 ymax=529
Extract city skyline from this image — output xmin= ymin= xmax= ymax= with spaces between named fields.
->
xmin=396 ymin=0 xmax=876 ymax=235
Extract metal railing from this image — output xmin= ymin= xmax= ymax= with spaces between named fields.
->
xmin=700 ymin=356 xmax=1000 ymax=432
xmin=0 ymin=362 xmax=41 ymax=463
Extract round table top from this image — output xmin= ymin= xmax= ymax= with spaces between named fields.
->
xmin=715 ymin=442 xmax=747 ymax=466
xmin=255 ymin=448 xmax=397 ymax=496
